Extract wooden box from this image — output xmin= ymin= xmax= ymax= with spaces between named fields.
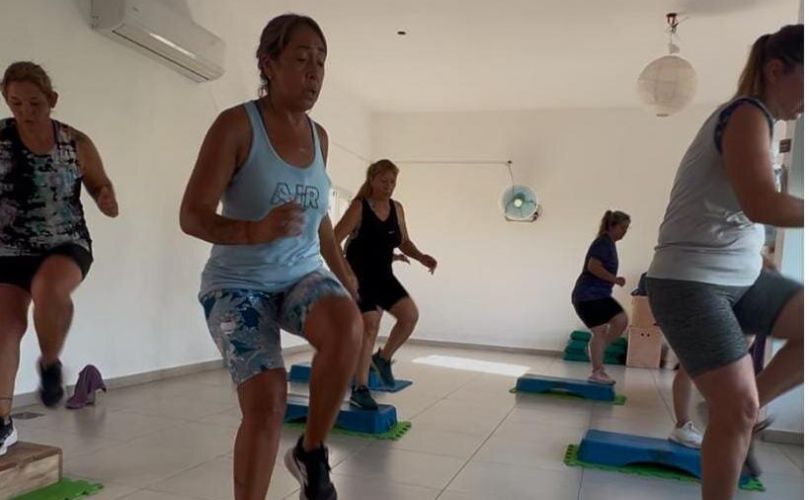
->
xmin=630 ymin=296 xmax=656 ymax=328
xmin=626 ymin=326 xmax=663 ymax=369
xmin=0 ymin=442 xmax=62 ymax=499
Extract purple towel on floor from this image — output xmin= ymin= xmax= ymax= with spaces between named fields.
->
xmin=66 ymin=365 xmax=107 ymax=410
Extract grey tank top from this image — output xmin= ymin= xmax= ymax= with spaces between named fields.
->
xmin=648 ymin=97 xmax=773 ymax=286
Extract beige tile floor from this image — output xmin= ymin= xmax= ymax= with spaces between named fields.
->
xmin=10 ymin=344 xmax=803 ymax=499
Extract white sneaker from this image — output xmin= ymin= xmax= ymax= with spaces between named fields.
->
xmin=588 ymin=369 xmax=616 ymax=385
xmin=669 ymin=421 xmax=703 ymax=449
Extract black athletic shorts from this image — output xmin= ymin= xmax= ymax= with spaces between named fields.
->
xmin=573 ymin=296 xmax=625 ymax=328
xmin=357 ymin=273 xmax=409 ymax=313
xmin=0 ymin=243 xmax=93 ymax=292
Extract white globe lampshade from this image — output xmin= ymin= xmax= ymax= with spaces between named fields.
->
xmin=637 ymin=55 xmax=697 ymax=117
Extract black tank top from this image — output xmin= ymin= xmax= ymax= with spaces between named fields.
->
xmin=345 ymin=198 xmax=403 ymax=277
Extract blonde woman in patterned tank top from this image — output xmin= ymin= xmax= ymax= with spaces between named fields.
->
xmin=0 ymin=62 xmax=118 ymax=457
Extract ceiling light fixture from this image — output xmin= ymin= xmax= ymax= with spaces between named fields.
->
xmin=636 ymin=13 xmax=698 ymax=117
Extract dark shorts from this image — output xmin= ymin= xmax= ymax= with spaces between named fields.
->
xmin=573 ymin=297 xmax=625 ymax=328
xmin=647 ymin=270 xmax=802 ymax=377
xmin=357 ymin=273 xmax=409 ymax=313
xmin=0 ymin=243 xmax=93 ymax=292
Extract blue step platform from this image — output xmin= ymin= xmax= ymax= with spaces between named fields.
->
xmin=284 ymin=394 xmax=398 ymax=434
xmin=288 ymin=362 xmax=413 ymax=393
xmin=579 ymin=429 xmax=752 ymax=484
xmin=515 ymin=374 xmax=615 ymax=401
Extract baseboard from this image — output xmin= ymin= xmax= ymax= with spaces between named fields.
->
xmin=761 ymin=429 xmax=804 ymax=445
xmin=397 ymin=336 xmax=562 ymax=357
xmin=12 ymin=345 xmax=312 ymax=411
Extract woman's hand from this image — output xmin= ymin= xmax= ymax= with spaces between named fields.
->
xmin=247 ymin=201 xmax=304 ymax=244
xmin=420 ymin=254 xmax=438 ymax=274
xmin=95 ymin=186 xmax=119 ymax=217
xmin=343 ymin=267 xmax=360 ymax=301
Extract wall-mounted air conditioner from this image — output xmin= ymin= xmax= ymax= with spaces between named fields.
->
xmin=91 ymin=0 xmax=225 ymax=82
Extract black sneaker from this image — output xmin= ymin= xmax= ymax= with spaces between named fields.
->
xmin=744 ymin=415 xmax=775 ymax=477
xmin=371 ymin=349 xmax=395 ymax=387
xmin=39 ymin=360 xmax=64 ymax=408
xmin=350 ymin=386 xmax=378 ymax=410
xmin=284 ymin=436 xmax=337 ymax=500
xmin=0 ymin=416 xmax=17 ymax=456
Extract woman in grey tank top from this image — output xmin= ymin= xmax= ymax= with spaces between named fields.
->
xmin=646 ymin=25 xmax=803 ymax=500
xmin=180 ymin=15 xmax=361 ymax=500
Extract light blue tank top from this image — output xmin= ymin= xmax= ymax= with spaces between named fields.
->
xmin=200 ymin=100 xmax=331 ymax=295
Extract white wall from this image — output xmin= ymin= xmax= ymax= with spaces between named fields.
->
xmin=371 ymin=104 xmax=721 ymax=350
xmin=767 ymin=115 xmax=803 ymax=435
xmin=3 ymin=0 xmax=372 ymax=396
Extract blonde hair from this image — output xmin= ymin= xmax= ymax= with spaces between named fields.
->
xmin=735 ymin=24 xmax=802 ymax=98
xmin=1 ymin=61 xmax=54 ymax=98
xmin=598 ymin=210 xmax=630 ymax=235
xmin=354 ymin=159 xmax=399 ymax=200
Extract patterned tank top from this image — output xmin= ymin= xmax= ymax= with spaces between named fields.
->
xmin=0 ymin=118 xmax=91 ymax=256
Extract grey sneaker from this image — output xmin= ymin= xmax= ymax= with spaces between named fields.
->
xmin=744 ymin=415 xmax=775 ymax=477
xmin=284 ymin=435 xmax=337 ymax=500
xmin=371 ymin=350 xmax=395 ymax=387
xmin=38 ymin=359 xmax=64 ymax=408
xmin=350 ymin=386 xmax=378 ymax=410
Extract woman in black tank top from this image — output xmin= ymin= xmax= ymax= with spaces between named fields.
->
xmin=335 ymin=160 xmax=437 ymax=410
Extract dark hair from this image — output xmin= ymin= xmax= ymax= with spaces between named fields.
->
xmin=598 ymin=210 xmax=631 ymax=235
xmin=736 ymin=24 xmax=803 ymax=98
xmin=354 ymin=159 xmax=399 ymax=200
xmin=1 ymin=61 xmax=54 ymax=98
xmin=255 ymin=14 xmax=327 ymax=97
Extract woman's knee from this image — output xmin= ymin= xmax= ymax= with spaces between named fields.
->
xmin=237 ymin=371 xmax=288 ymax=425
xmin=30 ymin=280 xmax=72 ymax=307
xmin=30 ymin=258 xmax=82 ymax=304
xmin=0 ymin=287 xmax=30 ymax=340
xmin=0 ymin=306 xmax=28 ymax=340
xmin=363 ymin=315 xmax=381 ymax=338
xmin=240 ymin=406 xmax=286 ymax=435
xmin=709 ymin=391 xmax=759 ymax=433
xmin=610 ymin=312 xmax=628 ymax=335
xmin=338 ymin=304 xmax=363 ymax=348
xmin=0 ymin=317 xmax=27 ymax=340
xmin=312 ymin=298 xmax=362 ymax=353
xmin=395 ymin=301 xmax=419 ymax=327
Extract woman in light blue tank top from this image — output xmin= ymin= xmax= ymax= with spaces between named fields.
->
xmin=646 ymin=25 xmax=803 ymax=500
xmin=180 ymin=14 xmax=361 ymax=500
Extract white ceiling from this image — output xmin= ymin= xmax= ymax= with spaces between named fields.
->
xmin=209 ymin=0 xmax=799 ymax=112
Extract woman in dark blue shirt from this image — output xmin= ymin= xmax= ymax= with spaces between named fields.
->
xmin=572 ymin=210 xmax=630 ymax=384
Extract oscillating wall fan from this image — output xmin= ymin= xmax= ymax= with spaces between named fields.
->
xmin=501 ymin=161 xmax=541 ymax=222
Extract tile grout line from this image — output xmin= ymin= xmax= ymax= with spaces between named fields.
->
xmin=434 ymin=397 xmax=518 ymax=497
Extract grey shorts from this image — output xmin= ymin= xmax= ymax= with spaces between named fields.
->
xmin=647 ymin=270 xmax=802 ymax=377
xmin=199 ymin=268 xmax=349 ymax=386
